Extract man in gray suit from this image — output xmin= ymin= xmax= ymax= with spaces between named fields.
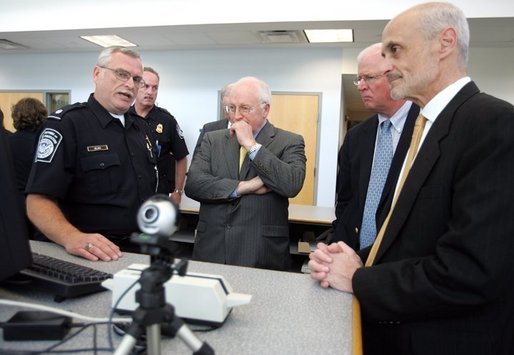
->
xmin=185 ymin=76 xmax=306 ymax=271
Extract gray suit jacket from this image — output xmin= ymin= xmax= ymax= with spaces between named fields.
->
xmin=185 ymin=121 xmax=306 ymax=270
xmin=193 ymin=119 xmax=229 ymax=155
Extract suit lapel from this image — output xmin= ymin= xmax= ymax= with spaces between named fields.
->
xmin=375 ymin=82 xmax=481 ymax=262
xmin=358 ymin=117 xmax=379 ymax=210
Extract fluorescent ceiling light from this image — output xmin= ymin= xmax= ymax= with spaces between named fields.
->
xmin=304 ymin=29 xmax=353 ymax=43
xmin=80 ymin=35 xmax=137 ymax=48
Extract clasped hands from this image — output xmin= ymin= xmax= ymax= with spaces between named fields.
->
xmin=309 ymin=241 xmax=363 ymax=293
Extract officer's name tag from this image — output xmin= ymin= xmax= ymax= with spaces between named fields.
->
xmin=87 ymin=145 xmax=109 ymax=152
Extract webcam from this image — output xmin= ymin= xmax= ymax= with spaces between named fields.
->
xmin=137 ymin=194 xmax=178 ymax=237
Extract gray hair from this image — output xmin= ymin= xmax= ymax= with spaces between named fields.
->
xmin=235 ymin=76 xmax=272 ymax=104
xmin=416 ymin=2 xmax=470 ymax=67
xmin=96 ymin=46 xmax=142 ymax=67
xmin=143 ymin=66 xmax=160 ymax=80
xmin=357 ymin=43 xmax=383 ymax=63
xmin=221 ymin=83 xmax=234 ymax=100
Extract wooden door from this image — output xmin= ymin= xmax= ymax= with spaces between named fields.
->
xmin=268 ymin=93 xmax=320 ymax=205
xmin=0 ymin=92 xmax=45 ymax=132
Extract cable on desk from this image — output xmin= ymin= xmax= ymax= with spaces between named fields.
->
xmin=108 ymin=278 xmax=140 ymax=350
xmin=0 ymin=299 xmax=131 ymax=323
xmin=1 ymin=321 xmax=114 ymax=354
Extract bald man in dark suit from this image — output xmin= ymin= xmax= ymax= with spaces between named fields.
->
xmin=310 ymin=3 xmax=514 ymax=354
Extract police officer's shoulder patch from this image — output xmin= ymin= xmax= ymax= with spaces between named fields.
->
xmin=47 ymin=102 xmax=86 ymax=121
xmin=176 ymin=123 xmax=185 ymax=139
xmin=35 ymin=128 xmax=63 ymax=163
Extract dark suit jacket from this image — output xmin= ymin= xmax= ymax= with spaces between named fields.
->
xmin=354 ymin=82 xmax=514 ymax=355
xmin=332 ymin=104 xmax=419 ymax=249
xmin=193 ymin=119 xmax=229 ymax=155
xmin=185 ymin=121 xmax=306 ymax=271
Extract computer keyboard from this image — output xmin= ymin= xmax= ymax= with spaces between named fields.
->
xmin=20 ymin=252 xmax=112 ymax=301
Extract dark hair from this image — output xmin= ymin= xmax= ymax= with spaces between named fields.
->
xmin=11 ymin=98 xmax=48 ymax=131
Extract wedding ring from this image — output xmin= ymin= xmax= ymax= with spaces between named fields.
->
xmin=85 ymin=242 xmax=93 ymax=252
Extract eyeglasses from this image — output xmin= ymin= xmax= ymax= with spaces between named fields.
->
xmin=353 ymin=73 xmax=387 ymax=86
xmin=224 ymin=103 xmax=266 ymax=115
xmin=99 ymin=66 xmax=145 ymax=88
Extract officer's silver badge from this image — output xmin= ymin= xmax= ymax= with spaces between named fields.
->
xmin=36 ymin=128 xmax=63 ymax=163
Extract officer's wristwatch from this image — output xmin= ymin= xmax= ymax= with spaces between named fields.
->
xmin=173 ymin=189 xmax=183 ymax=195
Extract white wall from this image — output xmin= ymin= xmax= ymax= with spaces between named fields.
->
xmin=341 ymin=47 xmax=514 ymax=104
xmin=2 ymin=0 xmax=513 ymax=31
xmin=1 ymin=46 xmax=513 ymax=206
xmin=0 ymin=47 xmax=343 ymax=206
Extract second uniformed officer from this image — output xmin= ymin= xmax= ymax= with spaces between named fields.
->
xmin=130 ymin=67 xmax=189 ymax=205
xmin=26 ymin=46 xmax=157 ymax=262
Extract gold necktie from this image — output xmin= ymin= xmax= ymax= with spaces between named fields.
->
xmin=365 ymin=114 xmax=427 ymax=266
xmin=351 ymin=115 xmax=427 ymax=355
xmin=239 ymin=146 xmax=246 ymax=171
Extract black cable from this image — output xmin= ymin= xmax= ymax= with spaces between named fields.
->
xmin=93 ymin=322 xmax=98 ymax=355
xmin=0 ymin=322 xmax=111 ymax=354
xmin=108 ymin=278 xmax=139 ymax=350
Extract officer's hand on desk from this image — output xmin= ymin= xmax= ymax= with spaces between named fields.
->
xmin=65 ymin=232 xmax=122 ymax=262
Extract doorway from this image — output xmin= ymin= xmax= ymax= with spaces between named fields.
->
xmin=268 ymin=92 xmax=321 ymax=205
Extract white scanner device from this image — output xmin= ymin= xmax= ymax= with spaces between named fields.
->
xmin=102 ymin=263 xmax=252 ymax=326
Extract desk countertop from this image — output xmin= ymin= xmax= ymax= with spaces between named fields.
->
xmin=0 ymin=241 xmax=353 ymax=354
xmin=180 ymin=195 xmax=335 ymax=226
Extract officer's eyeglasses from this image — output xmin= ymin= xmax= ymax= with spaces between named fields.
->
xmin=353 ymin=73 xmax=387 ymax=86
xmin=224 ymin=103 xmax=266 ymax=115
xmin=99 ymin=66 xmax=145 ymax=88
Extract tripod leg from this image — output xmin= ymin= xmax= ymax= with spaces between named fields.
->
xmin=162 ymin=309 xmax=215 ymax=355
xmin=147 ymin=324 xmax=161 ymax=355
xmin=177 ymin=324 xmax=212 ymax=354
xmin=114 ymin=333 xmax=138 ymax=355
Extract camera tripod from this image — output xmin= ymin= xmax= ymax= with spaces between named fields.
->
xmin=114 ymin=233 xmax=214 ymax=355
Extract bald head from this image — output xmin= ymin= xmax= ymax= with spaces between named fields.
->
xmin=381 ymin=2 xmax=469 ymax=106
xmin=355 ymin=43 xmax=405 ymax=117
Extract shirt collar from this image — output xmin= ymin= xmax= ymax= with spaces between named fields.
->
xmin=377 ymin=101 xmax=413 ymax=133
xmin=421 ymin=76 xmax=471 ymax=123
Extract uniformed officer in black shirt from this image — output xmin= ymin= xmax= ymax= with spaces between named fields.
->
xmin=130 ymin=67 xmax=189 ymax=206
xmin=25 ymin=46 xmax=157 ymax=262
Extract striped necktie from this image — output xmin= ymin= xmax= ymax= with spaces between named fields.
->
xmin=359 ymin=120 xmax=393 ymax=249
